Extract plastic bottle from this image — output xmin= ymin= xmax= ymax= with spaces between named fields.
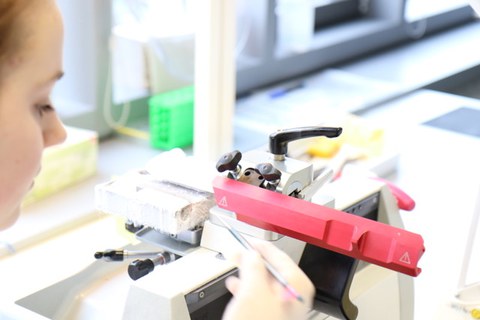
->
xmin=276 ymin=0 xmax=314 ymax=54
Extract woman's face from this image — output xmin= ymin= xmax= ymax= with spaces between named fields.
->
xmin=0 ymin=0 xmax=66 ymax=230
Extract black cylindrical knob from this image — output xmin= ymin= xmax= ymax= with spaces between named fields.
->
xmin=128 ymin=259 xmax=155 ymax=280
xmin=216 ymin=150 xmax=242 ymax=172
xmin=127 ymin=252 xmax=175 ymax=280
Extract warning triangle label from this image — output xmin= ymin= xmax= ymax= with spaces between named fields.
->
xmin=399 ymin=252 xmax=411 ymax=264
xmin=219 ymin=196 xmax=228 ymax=207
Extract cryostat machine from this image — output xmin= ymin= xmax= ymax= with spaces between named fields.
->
xmin=14 ymin=126 xmax=424 ymax=320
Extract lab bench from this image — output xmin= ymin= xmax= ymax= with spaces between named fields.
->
xmin=1 ymin=88 xmax=480 ymax=319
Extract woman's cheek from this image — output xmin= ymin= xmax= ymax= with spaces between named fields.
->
xmin=14 ymin=130 xmax=44 ymax=199
xmin=0 ymin=146 xmax=42 ymax=230
xmin=0 ymin=205 xmax=21 ymax=231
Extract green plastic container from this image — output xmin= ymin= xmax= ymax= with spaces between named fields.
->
xmin=148 ymin=86 xmax=194 ymax=150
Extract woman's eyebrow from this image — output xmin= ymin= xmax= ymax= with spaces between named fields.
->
xmin=45 ymin=70 xmax=64 ymax=84
xmin=37 ymin=71 xmax=64 ymax=89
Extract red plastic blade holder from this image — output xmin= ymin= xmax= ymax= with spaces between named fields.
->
xmin=212 ymin=176 xmax=424 ymax=277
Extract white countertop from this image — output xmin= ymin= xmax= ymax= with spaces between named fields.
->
xmin=359 ymin=89 xmax=480 ymax=319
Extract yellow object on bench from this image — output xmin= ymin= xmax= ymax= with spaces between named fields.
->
xmin=22 ymin=126 xmax=98 ymax=207
xmin=306 ymin=114 xmax=385 ymax=159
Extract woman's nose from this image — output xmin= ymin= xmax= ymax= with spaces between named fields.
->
xmin=43 ymin=113 xmax=67 ymax=148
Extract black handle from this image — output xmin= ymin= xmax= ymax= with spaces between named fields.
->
xmin=269 ymin=126 xmax=342 ymax=156
xmin=94 ymin=249 xmax=124 ymax=261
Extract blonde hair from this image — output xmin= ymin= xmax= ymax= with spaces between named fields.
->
xmin=0 ymin=0 xmax=30 ymax=72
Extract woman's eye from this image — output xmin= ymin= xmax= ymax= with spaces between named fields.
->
xmin=36 ymin=104 xmax=54 ymax=116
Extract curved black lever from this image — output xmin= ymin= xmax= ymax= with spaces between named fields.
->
xmin=269 ymin=126 xmax=342 ymax=156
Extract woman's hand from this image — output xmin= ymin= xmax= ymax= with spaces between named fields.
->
xmin=222 ymin=239 xmax=315 ymax=320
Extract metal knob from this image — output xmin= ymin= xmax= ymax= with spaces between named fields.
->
xmin=256 ymin=163 xmax=281 ymax=182
xmin=128 ymin=252 xmax=175 ymax=280
xmin=216 ymin=150 xmax=242 ymax=172
xmin=128 ymin=259 xmax=155 ymax=280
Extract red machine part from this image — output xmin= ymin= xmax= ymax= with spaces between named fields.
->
xmin=212 ymin=176 xmax=424 ymax=277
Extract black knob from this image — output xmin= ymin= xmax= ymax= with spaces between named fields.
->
xmin=269 ymin=126 xmax=342 ymax=156
xmin=216 ymin=150 xmax=242 ymax=172
xmin=94 ymin=249 xmax=124 ymax=261
xmin=256 ymin=163 xmax=281 ymax=181
xmin=128 ymin=259 xmax=155 ymax=280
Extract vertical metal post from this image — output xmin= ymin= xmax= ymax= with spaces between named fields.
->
xmin=458 ymin=183 xmax=480 ymax=290
xmin=193 ymin=0 xmax=236 ymax=163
